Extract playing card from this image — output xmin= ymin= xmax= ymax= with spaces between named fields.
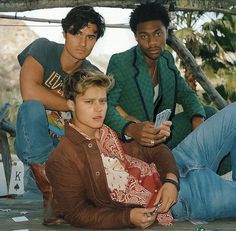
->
xmin=154 ymin=109 xmax=171 ymax=128
xmin=9 ymin=161 xmax=24 ymax=195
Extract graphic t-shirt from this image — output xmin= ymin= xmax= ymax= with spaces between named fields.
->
xmin=18 ymin=38 xmax=98 ymax=140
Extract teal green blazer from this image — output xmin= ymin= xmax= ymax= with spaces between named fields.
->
xmin=105 ymin=45 xmax=205 ymax=143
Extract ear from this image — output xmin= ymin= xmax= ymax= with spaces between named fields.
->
xmin=67 ymin=100 xmax=75 ymax=112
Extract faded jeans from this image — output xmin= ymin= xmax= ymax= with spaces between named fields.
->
xmin=14 ymin=100 xmax=57 ymax=195
xmin=171 ymin=102 xmax=236 ymax=221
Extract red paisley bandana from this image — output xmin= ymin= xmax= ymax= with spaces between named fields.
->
xmin=98 ymin=125 xmax=174 ymax=226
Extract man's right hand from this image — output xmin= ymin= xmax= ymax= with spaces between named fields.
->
xmin=130 ymin=208 xmax=156 ymax=229
xmin=125 ymin=121 xmax=172 ymax=147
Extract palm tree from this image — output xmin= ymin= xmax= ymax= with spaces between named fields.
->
xmin=200 ymin=14 xmax=236 ymax=101
xmin=174 ymin=11 xmax=236 ymax=103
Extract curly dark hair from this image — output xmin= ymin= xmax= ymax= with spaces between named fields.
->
xmin=129 ymin=3 xmax=170 ymax=34
xmin=61 ymin=6 xmax=105 ymax=39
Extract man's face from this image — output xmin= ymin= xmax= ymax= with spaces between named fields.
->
xmin=135 ymin=20 xmax=167 ymax=61
xmin=69 ymin=86 xmax=107 ymax=137
xmin=64 ymin=23 xmax=98 ymax=61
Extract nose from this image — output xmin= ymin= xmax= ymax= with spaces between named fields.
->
xmin=148 ymin=35 xmax=158 ymax=47
xmin=78 ymin=35 xmax=86 ymax=47
xmin=94 ymin=102 xmax=103 ymax=111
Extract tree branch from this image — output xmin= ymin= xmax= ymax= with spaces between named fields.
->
xmin=0 ymin=0 xmax=235 ymax=15
xmin=0 ymin=14 xmax=130 ymax=28
xmin=167 ymin=30 xmax=228 ymax=109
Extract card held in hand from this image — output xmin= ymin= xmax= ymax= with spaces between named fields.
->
xmin=154 ymin=109 xmax=171 ymax=128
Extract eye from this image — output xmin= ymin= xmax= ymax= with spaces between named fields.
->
xmin=88 ymin=35 xmax=97 ymax=40
xmin=140 ymin=34 xmax=148 ymax=40
xmin=155 ymin=31 xmax=163 ymax=37
xmin=85 ymin=100 xmax=93 ymax=104
xmin=100 ymin=98 xmax=107 ymax=104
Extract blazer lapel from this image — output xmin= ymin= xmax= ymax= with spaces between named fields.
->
xmin=133 ymin=46 xmax=155 ymax=121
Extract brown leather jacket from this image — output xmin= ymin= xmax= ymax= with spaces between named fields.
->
xmin=46 ymin=123 xmax=179 ymax=229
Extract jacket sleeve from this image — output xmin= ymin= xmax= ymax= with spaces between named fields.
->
xmin=46 ymin=141 xmax=134 ymax=229
xmin=105 ymin=54 xmax=133 ymax=140
xmin=165 ymin=52 xmax=206 ymax=120
xmin=141 ymin=144 xmax=179 ymax=181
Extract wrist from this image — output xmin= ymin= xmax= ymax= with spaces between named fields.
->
xmin=124 ymin=121 xmax=136 ymax=137
xmin=162 ymin=178 xmax=180 ymax=191
xmin=122 ymin=121 xmax=136 ymax=142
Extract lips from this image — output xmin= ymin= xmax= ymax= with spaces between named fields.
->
xmin=149 ymin=49 xmax=161 ymax=54
xmin=76 ymin=49 xmax=86 ymax=53
xmin=93 ymin=116 xmax=103 ymax=121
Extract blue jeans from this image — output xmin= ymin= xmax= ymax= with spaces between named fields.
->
xmin=14 ymin=100 xmax=56 ymax=195
xmin=15 ymin=100 xmax=55 ymax=164
xmin=171 ymin=102 xmax=236 ymax=220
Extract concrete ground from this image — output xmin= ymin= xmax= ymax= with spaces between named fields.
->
xmin=0 ymin=197 xmax=236 ymax=231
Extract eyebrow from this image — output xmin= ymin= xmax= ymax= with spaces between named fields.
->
xmin=78 ymin=29 xmax=98 ymax=35
xmin=83 ymin=96 xmax=107 ymax=100
xmin=138 ymin=28 xmax=163 ymax=34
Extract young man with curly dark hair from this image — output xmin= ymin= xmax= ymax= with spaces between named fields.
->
xmin=15 ymin=6 xmax=105 ymax=225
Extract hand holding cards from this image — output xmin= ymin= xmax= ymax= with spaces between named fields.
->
xmin=154 ymin=109 xmax=171 ymax=128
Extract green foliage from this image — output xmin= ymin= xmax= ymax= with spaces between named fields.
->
xmin=175 ymin=11 xmax=236 ymax=103
xmin=215 ymin=84 xmax=228 ymax=100
xmin=229 ymin=91 xmax=236 ymax=102
xmin=200 ymin=14 xmax=236 ymax=71
xmin=203 ymin=84 xmax=236 ymax=106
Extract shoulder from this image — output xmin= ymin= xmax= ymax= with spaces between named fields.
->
xmin=160 ymin=50 xmax=175 ymax=63
xmin=159 ymin=50 xmax=179 ymax=76
xmin=18 ymin=38 xmax=62 ymax=66
xmin=30 ymin=38 xmax=62 ymax=52
xmin=107 ymin=47 xmax=136 ymax=75
xmin=28 ymin=38 xmax=56 ymax=49
xmin=109 ymin=46 xmax=136 ymax=64
xmin=48 ymin=137 xmax=76 ymax=163
xmin=81 ymin=59 xmax=100 ymax=71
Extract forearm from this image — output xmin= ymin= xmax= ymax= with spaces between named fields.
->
xmin=145 ymin=144 xmax=179 ymax=180
xmin=67 ymin=206 xmax=133 ymax=229
xmin=180 ymin=92 xmax=205 ymax=118
xmin=105 ymin=106 xmax=131 ymax=139
xmin=176 ymin=72 xmax=205 ymax=118
xmin=21 ymin=86 xmax=68 ymax=111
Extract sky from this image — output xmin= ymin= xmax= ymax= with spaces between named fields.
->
xmin=3 ymin=7 xmax=219 ymax=71
xmin=9 ymin=7 xmax=137 ymax=72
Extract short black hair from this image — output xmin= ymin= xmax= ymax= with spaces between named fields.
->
xmin=129 ymin=3 xmax=170 ymax=34
xmin=62 ymin=6 xmax=105 ymax=39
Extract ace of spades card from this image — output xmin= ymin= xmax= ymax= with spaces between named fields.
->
xmin=9 ymin=160 xmax=24 ymax=195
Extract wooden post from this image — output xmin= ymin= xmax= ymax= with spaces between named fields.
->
xmin=167 ymin=30 xmax=228 ymax=110
xmin=0 ymin=130 xmax=12 ymax=191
